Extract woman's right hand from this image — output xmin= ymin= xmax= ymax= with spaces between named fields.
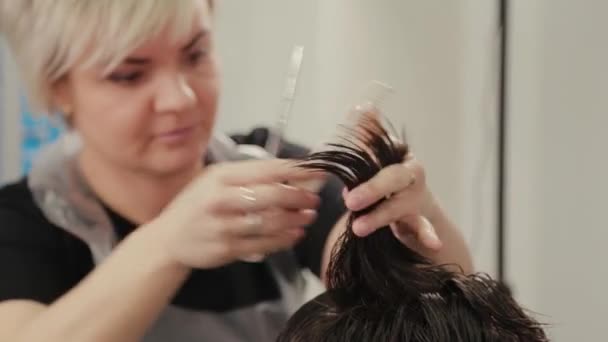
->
xmin=149 ymin=159 xmax=321 ymax=270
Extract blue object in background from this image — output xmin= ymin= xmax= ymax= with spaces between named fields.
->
xmin=20 ymin=96 xmax=64 ymax=174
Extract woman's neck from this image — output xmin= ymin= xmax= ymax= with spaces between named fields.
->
xmin=78 ymin=149 xmax=202 ymax=225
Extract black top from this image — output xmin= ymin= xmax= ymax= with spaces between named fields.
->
xmin=0 ymin=129 xmax=346 ymax=312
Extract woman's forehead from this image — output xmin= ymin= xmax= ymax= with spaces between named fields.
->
xmin=125 ymin=29 xmax=210 ymax=62
xmin=77 ymin=0 xmax=210 ymax=71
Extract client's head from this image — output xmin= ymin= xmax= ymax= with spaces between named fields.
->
xmin=278 ymin=114 xmax=548 ymax=342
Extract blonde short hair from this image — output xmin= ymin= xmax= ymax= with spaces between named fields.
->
xmin=0 ymin=0 xmax=209 ymax=113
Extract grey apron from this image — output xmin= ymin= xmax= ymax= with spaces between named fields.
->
xmin=28 ymin=132 xmax=324 ymax=341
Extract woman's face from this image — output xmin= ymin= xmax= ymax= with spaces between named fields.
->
xmin=57 ymin=2 xmax=218 ymax=177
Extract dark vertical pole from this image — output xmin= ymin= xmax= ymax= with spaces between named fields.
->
xmin=497 ymin=0 xmax=509 ymax=282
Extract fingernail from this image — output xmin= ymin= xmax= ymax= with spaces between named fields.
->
xmin=302 ymin=208 xmax=317 ymax=215
xmin=289 ymin=228 xmax=305 ymax=238
xmin=346 ymin=192 xmax=366 ymax=210
xmin=352 ymin=219 xmax=368 ymax=236
xmin=425 ymin=225 xmax=442 ymax=249
xmin=278 ymin=183 xmax=299 ymax=191
xmin=302 ymin=209 xmax=318 ymax=222
xmin=310 ymin=195 xmax=321 ymax=208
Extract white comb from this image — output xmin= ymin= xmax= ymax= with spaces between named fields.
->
xmin=265 ymin=45 xmax=304 ymax=156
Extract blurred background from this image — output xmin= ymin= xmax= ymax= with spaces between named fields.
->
xmin=1 ymin=0 xmax=607 ymax=340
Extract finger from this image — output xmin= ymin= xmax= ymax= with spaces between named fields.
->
xmin=209 ymin=159 xmax=326 ymax=186
xmin=351 ymin=192 xmax=418 ymax=236
xmin=212 ymin=183 xmax=320 ymax=212
xmin=398 ymin=216 xmax=442 ymax=251
xmin=342 ymin=187 xmax=349 ymax=199
xmin=345 ymin=159 xmax=424 ymax=211
xmin=223 ymin=208 xmax=318 ymax=237
xmin=287 ymin=174 xmax=328 ymax=193
xmin=390 ymin=222 xmax=413 ymax=246
xmin=229 ymin=228 xmax=306 ymax=258
xmin=239 ymin=253 xmax=267 ymax=263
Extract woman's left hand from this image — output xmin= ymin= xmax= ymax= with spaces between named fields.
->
xmin=342 ymin=154 xmax=443 ymax=252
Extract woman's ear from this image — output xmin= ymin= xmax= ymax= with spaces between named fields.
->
xmin=50 ymin=77 xmax=75 ymax=125
xmin=51 ymin=76 xmax=73 ymax=112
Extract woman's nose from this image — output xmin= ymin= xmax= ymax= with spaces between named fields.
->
xmin=154 ymin=74 xmax=197 ymax=114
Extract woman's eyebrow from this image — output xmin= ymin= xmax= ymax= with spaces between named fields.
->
xmin=182 ymin=30 xmax=207 ymax=51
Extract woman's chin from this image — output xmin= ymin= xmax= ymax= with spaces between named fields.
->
xmin=147 ymin=143 xmax=206 ymax=176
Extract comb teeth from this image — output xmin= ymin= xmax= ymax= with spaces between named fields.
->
xmin=282 ymin=45 xmax=304 ymax=100
xmin=345 ymin=80 xmax=394 ymax=128
xmin=265 ymin=45 xmax=305 ymax=156
xmin=363 ymin=80 xmax=394 ymax=107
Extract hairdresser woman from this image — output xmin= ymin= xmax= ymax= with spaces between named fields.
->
xmin=0 ymin=1 xmax=472 ymax=341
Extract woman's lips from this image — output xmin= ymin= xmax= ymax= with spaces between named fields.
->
xmin=156 ymin=124 xmax=197 ymax=144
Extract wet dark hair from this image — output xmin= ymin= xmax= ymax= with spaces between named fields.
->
xmin=278 ymin=113 xmax=548 ymax=342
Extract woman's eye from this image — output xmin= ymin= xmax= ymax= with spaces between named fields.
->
xmin=187 ymin=49 xmax=208 ymax=65
xmin=107 ymin=71 xmax=144 ymax=84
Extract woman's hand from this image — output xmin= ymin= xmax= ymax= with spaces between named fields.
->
xmin=342 ymin=153 xmax=443 ymax=252
xmin=150 ymin=159 xmax=321 ymax=269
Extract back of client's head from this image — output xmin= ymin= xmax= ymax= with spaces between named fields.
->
xmin=277 ymin=114 xmax=548 ymax=342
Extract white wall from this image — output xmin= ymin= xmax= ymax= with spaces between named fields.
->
xmin=460 ymin=0 xmax=500 ymax=276
xmin=0 ymin=39 xmax=21 ymax=183
xmin=508 ymin=1 xmax=608 ymax=340
xmin=215 ymin=0 xmax=499 ymax=275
